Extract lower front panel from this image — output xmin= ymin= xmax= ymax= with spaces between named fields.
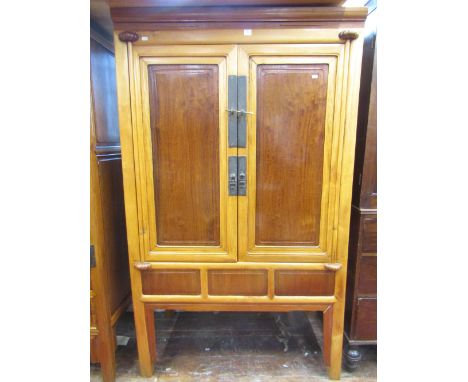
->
xmin=139 ymin=263 xmax=336 ymax=301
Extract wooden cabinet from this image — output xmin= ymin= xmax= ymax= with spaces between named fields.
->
xmin=344 ymin=0 xmax=377 ymax=371
xmin=90 ymin=27 xmax=131 ymax=382
xmin=110 ymin=2 xmax=367 ymax=380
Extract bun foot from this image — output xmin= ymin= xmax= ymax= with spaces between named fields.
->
xmin=344 ymin=346 xmax=362 ymax=371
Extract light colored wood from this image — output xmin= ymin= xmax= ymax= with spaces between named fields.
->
xmin=328 ymin=35 xmax=364 ymax=381
xmin=129 ymin=29 xmax=362 ymax=46
xmin=141 ymin=295 xmax=337 ymax=304
xmin=134 ymin=261 xmax=343 ymax=270
xmin=113 ymin=34 xmax=154 ymax=378
xmin=323 ymin=305 xmax=333 ymax=367
xmin=130 ymin=45 xmax=238 ymax=263
xmin=237 ymin=44 xmax=346 ymax=263
xmin=114 ymin=26 xmax=365 ymax=381
xmin=145 ymin=306 xmax=157 ymax=363
xmin=144 ymin=303 xmax=331 ymax=312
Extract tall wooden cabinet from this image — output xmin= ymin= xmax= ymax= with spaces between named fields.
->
xmin=90 ymin=26 xmax=131 ymax=382
xmin=110 ymin=1 xmax=367 ymax=380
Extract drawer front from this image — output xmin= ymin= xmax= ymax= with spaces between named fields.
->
xmin=357 ymin=256 xmax=377 ymax=295
xmin=142 ymin=270 xmax=201 ymax=295
xmin=139 ymin=265 xmax=336 ymax=300
xmin=274 ymin=270 xmax=335 ymax=296
xmin=361 ymin=216 xmax=377 ymax=254
xmin=208 ymin=270 xmax=268 ymax=296
xmin=353 ymin=297 xmax=377 ymax=340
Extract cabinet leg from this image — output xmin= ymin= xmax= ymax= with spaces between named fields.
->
xmin=344 ymin=346 xmax=362 ymax=371
xmin=145 ymin=306 xmax=157 ymax=363
xmin=133 ymin=301 xmax=154 ymax=377
xmin=323 ymin=306 xmax=333 ymax=367
xmin=327 ymin=302 xmax=345 ymax=380
xmin=98 ymin=331 xmax=116 ymax=382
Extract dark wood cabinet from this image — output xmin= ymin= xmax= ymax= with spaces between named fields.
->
xmin=90 ymin=26 xmax=131 ymax=382
xmin=344 ymin=0 xmax=377 ymax=371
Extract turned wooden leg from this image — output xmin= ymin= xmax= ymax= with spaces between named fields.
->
xmin=145 ymin=305 xmax=157 ymax=363
xmin=344 ymin=346 xmax=362 ymax=371
xmin=323 ymin=305 xmax=333 ymax=367
xmin=133 ymin=300 xmax=154 ymax=377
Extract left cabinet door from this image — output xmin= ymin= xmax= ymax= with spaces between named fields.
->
xmin=130 ymin=45 xmax=238 ymax=262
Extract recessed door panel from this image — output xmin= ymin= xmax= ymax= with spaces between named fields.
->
xmin=238 ymin=44 xmax=346 ymax=262
xmin=148 ymin=64 xmax=220 ymax=246
xmin=131 ymin=45 xmax=238 ymax=262
xmin=256 ymin=64 xmax=328 ymax=246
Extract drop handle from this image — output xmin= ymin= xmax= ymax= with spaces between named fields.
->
xmin=229 ymin=172 xmax=237 ymax=194
xmin=238 ymin=110 xmax=254 ymax=115
xmin=238 ymin=172 xmax=246 ymax=188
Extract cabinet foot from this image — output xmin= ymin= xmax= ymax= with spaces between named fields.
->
xmin=344 ymin=346 xmax=362 ymax=371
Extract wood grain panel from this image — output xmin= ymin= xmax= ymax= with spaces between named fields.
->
xmin=208 ymin=270 xmax=268 ymax=296
xmin=97 ymin=157 xmax=130 ymax=313
xmin=357 ymin=255 xmax=376 ymax=295
xmin=148 ymin=64 xmax=220 ymax=246
xmin=90 ymin=38 xmax=120 ymax=145
xmin=275 ymin=270 xmax=334 ymax=296
xmin=142 ymin=270 xmax=201 ymax=295
xmin=361 ymin=217 xmax=377 ymax=253
xmin=255 ymin=64 xmax=328 ymax=245
xmin=354 ymin=298 xmax=377 ymax=340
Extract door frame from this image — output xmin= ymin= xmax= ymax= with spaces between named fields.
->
xmin=129 ymin=44 xmax=238 ymax=262
xmin=237 ymin=44 xmax=346 ymax=263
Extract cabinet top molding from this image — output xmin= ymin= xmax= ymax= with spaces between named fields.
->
xmin=110 ymin=6 xmax=367 ymax=29
xmin=109 ymin=0 xmax=346 ymax=7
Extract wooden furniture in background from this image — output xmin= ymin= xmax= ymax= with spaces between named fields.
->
xmin=111 ymin=2 xmax=366 ymax=379
xmin=344 ymin=0 xmax=377 ymax=370
xmin=90 ymin=25 xmax=131 ymax=382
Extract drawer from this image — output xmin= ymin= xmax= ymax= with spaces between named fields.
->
xmin=353 ymin=297 xmax=377 ymax=340
xmin=142 ymin=269 xmax=201 ymax=295
xmin=361 ymin=216 xmax=377 ymax=253
xmin=208 ymin=270 xmax=268 ymax=296
xmin=357 ymin=255 xmax=377 ymax=295
xmin=275 ymin=270 xmax=335 ymax=296
xmin=139 ymin=266 xmax=336 ymax=299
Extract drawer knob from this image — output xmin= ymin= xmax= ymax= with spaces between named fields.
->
xmin=324 ymin=263 xmax=342 ymax=271
xmin=134 ymin=262 xmax=152 ymax=271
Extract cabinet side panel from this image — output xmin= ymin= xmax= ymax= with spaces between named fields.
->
xmin=90 ymin=38 xmax=120 ymax=145
xmin=97 ymin=157 xmax=130 ymax=313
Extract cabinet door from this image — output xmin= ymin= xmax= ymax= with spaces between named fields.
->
xmin=130 ymin=45 xmax=237 ymax=262
xmin=238 ymin=44 xmax=347 ymax=262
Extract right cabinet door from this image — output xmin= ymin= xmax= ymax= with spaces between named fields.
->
xmin=238 ymin=44 xmax=347 ymax=263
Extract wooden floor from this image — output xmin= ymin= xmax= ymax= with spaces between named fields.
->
xmin=91 ymin=311 xmax=377 ymax=381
